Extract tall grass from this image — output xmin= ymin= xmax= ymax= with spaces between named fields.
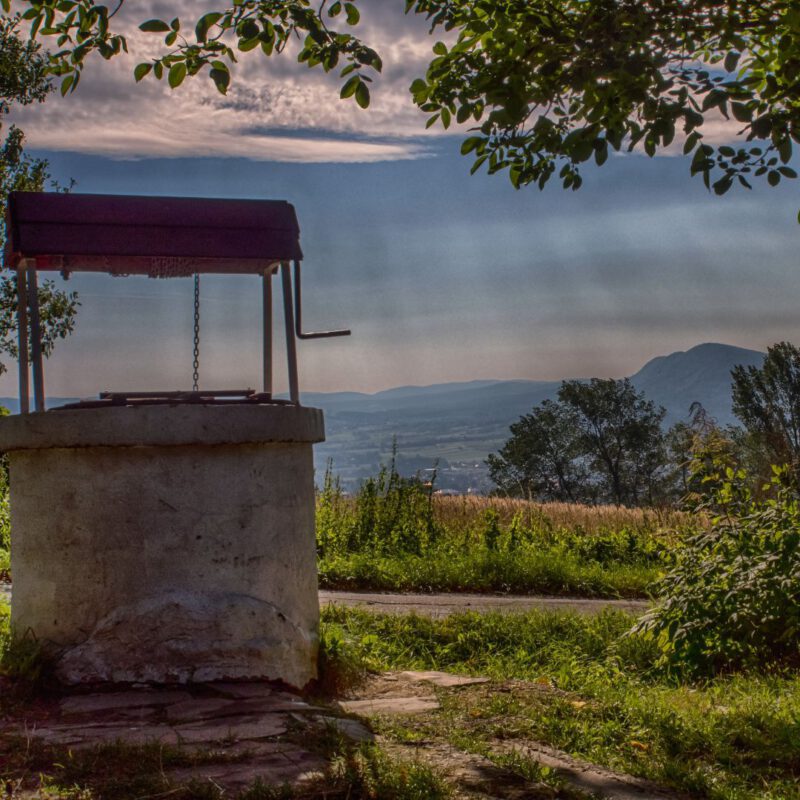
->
xmin=316 ymin=463 xmax=695 ymax=598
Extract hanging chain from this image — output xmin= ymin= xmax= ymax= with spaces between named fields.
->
xmin=192 ymin=273 xmax=200 ymax=392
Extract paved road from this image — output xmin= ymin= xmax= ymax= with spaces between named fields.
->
xmin=0 ymin=584 xmax=648 ymax=617
xmin=320 ymin=590 xmax=649 ymax=617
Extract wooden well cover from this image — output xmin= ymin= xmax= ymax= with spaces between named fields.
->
xmin=5 ymin=192 xmax=303 ymax=276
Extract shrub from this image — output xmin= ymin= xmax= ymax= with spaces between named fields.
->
xmin=632 ymin=465 xmax=800 ymax=676
xmin=316 ymin=457 xmax=439 ymax=559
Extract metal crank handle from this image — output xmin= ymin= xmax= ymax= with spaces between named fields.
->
xmin=292 ymin=260 xmax=351 ymax=340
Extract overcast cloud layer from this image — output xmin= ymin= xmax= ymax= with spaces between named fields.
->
xmin=8 ymin=0 xmax=746 ymax=163
xmin=9 ymin=1 xmax=449 ymax=162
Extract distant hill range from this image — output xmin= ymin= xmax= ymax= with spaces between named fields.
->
xmin=0 ymin=342 xmax=765 ymax=492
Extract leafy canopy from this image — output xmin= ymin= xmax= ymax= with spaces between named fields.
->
xmin=488 ymin=378 xmax=668 ymax=506
xmin=4 ymin=0 xmax=800 ymax=207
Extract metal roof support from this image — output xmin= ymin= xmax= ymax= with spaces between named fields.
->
xmin=16 ymin=269 xmax=29 ymax=414
xmin=262 ymin=267 xmax=274 ymax=397
xmin=280 ymin=262 xmax=300 ymax=405
xmin=292 ymin=260 xmax=351 ymax=340
xmin=26 ymin=268 xmax=45 ymax=412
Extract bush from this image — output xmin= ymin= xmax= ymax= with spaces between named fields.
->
xmin=632 ymin=466 xmax=800 ymax=676
xmin=316 ymin=458 xmax=439 ymax=559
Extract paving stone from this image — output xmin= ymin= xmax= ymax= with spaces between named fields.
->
xmin=34 ymin=722 xmax=179 ymax=747
xmin=173 ymin=713 xmax=287 ymax=744
xmin=165 ymin=697 xmax=237 ymax=722
xmin=338 ymin=697 xmax=440 ymax=716
xmin=209 ymin=682 xmax=286 ymax=700
xmin=166 ymin=746 xmax=327 ymax=793
xmin=60 ymin=690 xmax=191 ymax=715
xmin=314 ymin=715 xmax=375 ymax=742
xmin=398 ymin=670 xmax=490 ymax=688
xmin=103 ymin=706 xmax=161 ymax=721
xmin=181 ymin=739 xmax=299 ymax=758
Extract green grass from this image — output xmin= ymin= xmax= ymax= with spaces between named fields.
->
xmin=318 ymin=548 xmax=659 ymax=597
xmin=321 ymin=605 xmax=800 ymax=800
xmin=316 ymin=465 xmax=686 ymax=598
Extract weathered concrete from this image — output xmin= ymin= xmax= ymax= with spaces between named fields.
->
xmin=0 ymin=404 xmax=324 ymax=687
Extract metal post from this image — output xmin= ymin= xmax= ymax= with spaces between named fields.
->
xmin=16 ymin=269 xmax=30 ymax=414
xmin=280 ymin=262 xmax=300 ymax=405
xmin=262 ymin=269 xmax=273 ymax=396
xmin=26 ymin=268 xmax=45 ymax=413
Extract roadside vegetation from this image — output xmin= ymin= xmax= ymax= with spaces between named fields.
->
xmin=317 ymin=447 xmax=800 ymax=800
xmin=316 ymin=463 xmax=685 ymax=598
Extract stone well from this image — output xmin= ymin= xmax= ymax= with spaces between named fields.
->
xmin=0 ymin=403 xmax=324 ymax=687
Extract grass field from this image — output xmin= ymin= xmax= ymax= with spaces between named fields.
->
xmin=322 ymin=605 xmax=800 ymax=800
xmin=317 ymin=479 xmax=692 ymax=598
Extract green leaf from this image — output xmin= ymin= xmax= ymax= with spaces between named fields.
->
xmin=139 ymin=19 xmax=171 ymax=33
xmin=344 ymin=3 xmax=360 ymax=25
xmin=768 ymin=170 xmax=781 ymax=187
xmin=731 ymin=102 xmax=752 ymax=123
xmin=134 ymin=62 xmax=152 ymax=82
xmin=210 ymin=66 xmax=230 ymax=94
xmin=195 ymin=12 xmax=223 ymax=42
xmin=340 ymin=75 xmax=360 ymax=99
xmin=460 ymin=136 xmax=482 ymax=155
xmin=470 ymin=154 xmax=488 ymax=175
xmin=60 ymin=73 xmax=74 ymax=96
xmin=778 ymin=166 xmax=797 ymax=179
xmin=329 ymin=1 xmax=342 ymax=15
xmin=432 ymin=41 xmax=447 ymax=56
xmin=168 ymin=62 xmax=187 ymax=89
xmin=355 ymin=80 xmax=370 ymax=109
xmin=724 ymin=51 xmax=740 ymax=73
xmin=409 ymin=78 xmax=427 ymax=101
xmin=713 ymin=176 xmax=732 ymax=195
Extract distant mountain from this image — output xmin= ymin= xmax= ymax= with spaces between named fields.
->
xmin=631 ymin=342 xmax=764 ymax=427
xmin=0 ymin=342 xmax=766 ymax=491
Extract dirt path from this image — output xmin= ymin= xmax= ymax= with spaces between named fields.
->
xmin=320 ymin=589 xmax=649 ymax=617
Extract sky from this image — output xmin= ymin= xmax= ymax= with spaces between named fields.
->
xmin=4 ymin=1 xmax=800 ymax=398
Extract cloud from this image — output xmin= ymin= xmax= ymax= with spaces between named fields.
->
xmin=7 ymin=1 xmax=753 ymax=164
xmin=8 ymin=1 xmax=446 ymax=163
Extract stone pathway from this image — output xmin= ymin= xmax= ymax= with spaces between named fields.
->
xmin=340 ymin=671 xmax=682 ymax=800
xmin=321 ymin=589 xmax=649 ymax=617
xmin=0 ymin=671 xmax=687 ymax=799
xmin=0 ymin=681 xmax=330 ymax=794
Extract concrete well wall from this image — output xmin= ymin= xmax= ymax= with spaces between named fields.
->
xmin=0 ymin=404 xmax=324 ymax=687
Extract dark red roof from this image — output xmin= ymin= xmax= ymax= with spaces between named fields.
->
xmin=4 ymin=192 xmax=303 ymax=275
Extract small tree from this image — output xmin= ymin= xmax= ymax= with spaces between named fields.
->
xmin=487 ymin=399 xmax=588 ymax=502
xmin=489 ymin=380 xmax=667 ymax=506
xmin=559 ymin=379 xmax=667 ymax=506
xmin=732 ymin=342 xmax=800 ymax=486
